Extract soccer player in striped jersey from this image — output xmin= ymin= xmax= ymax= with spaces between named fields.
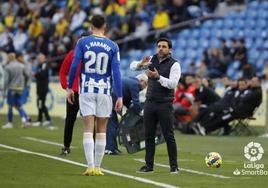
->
xmin=67 ymin=15 xmax=123 ymax=176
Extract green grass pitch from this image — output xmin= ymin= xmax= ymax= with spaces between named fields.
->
xmin=0 ymin=115 xmax=267 ymax=188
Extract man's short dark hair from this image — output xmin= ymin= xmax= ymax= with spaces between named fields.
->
xmin=157 ymin=37 xmax=172 ymax=48
xmin=91 ymin=15 xmax=106 ymax=29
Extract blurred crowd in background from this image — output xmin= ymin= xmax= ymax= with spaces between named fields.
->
xmin=0 ymin=0 xmax=248 ymax=75
xmin=0 ymin=0 xmax=266 ymax=134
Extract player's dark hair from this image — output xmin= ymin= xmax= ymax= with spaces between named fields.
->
xmin=157 ymin=37 xmax=172 ymax=48
xmin=91 ymin=15 xmax=106 ymax=29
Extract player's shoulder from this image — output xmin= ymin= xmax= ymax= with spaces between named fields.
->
xmin=107 ymin=39 xmax=119 ymax=52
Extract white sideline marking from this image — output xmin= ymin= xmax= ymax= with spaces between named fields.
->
xmin=134 ymin=159 xmax=231 ymax=179
xmin=225 ymin=160 xmax=237 ymax=163
xmin=0 ymin=144 xmax=179 ymax=188
xmin=21 ymin=137 xmax=77 ymax=148
xmin=179 ymin=159 xmax=195 ymax=162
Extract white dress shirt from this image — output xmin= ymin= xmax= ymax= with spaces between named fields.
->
xmin=130 ymin=58 xmax=181 ymax=89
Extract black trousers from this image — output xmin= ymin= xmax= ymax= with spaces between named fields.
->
xmin=144 ymin=100 xmax=178 ymax=169
xmin=64 ymin=92 xmax=79 ymax=148
xmin=37 ymin=92 xmax=50 ymax=122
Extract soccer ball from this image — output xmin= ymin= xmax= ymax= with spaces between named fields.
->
xmin=205 ymin=152 xmax=222 ymax=168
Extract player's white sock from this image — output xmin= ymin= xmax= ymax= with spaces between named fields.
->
xmin=83 ymin=132 xmax=94 ymax=168
xmin=94 ymin=133 xmax=106 ymax=170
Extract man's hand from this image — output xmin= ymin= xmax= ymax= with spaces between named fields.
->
xmin=114 ymin=97 xmax=123 ymax=112
xmin=145 ymin=68 xmax=160 ymax=80
xmin=67 ymin=88 xmax=74 ymax=104
xmin=137 ymin=56 xmax=151 ymax=69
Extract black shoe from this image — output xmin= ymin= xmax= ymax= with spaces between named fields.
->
xmin=137 ymin=165 xmax=154 ymax=173
xmin=59 ymin=147 xmax=70 ymax=156
xmin=170 ymin=166 xmax=179 ymax=174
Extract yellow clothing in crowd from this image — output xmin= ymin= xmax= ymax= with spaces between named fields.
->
xmin=105 ymin=2 xmax=126 ymax=17
xmin=152 ymin=11 xmax=170 ymax=30
xmin=5 ymin=14 xmax=15 ymax=28
xmin=28 ymin=20 xmax=43 ymax=38
xmin=56 ymin=18 xmax=69 ymax=37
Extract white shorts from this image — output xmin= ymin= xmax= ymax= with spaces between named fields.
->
xmin=79 ymin=93 xmax=112 ymax=118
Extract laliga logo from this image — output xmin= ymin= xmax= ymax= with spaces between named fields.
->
xmin=244 ymin=142 xmax=264 ymax=162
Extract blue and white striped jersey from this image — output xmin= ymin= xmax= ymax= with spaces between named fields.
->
xmin=68 ymin=35 xmax=122 ymax=97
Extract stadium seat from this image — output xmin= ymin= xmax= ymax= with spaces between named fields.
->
xmin=191 ymin=29 xmax=201 ymax=39
xmin=176 ymin=38 xmax=187 ymax=48
xmin=258 ymin=10 xmax=268 ymax=19
xmin=185 ymin=48 xmax=197 ymax=59
xmin=180 ymin=29 xmax=191 ymax=38
xmin=202 ymin=20 xmax=213 ymax=29
xmin=248 ymin=1 xmax=259 ymax=9
xmin=234 ymin=19 xmax=245 ymax=29
xmin=245 ymin=19 xmax=256 ymax=29
xmin=235 ymin=11 xmax=246 ymax=19
xmin=262 ymin=1 xmax=268 ymax=9
xmin=226 ymin=12 xmax=239 ymax=19
xmin=175 ymin=48 xmax=185 ymax=59
xmin=256 ymin=19 xmax=267 ymax=28
xmin=209 ymin=39 xmax=220 ymax=48
xmin=263 ymin=40 xmax=268 ymax=49
xmin=200 ymin=29 xmax=210 ymax=38
xmin=213 ymin=19 xmax=224 ymax=29
xmin=246 ymin=10 xmax=258 ymax=19
xmin=223 ymin=19 xmax=234 ymax=29
xmin=222 ymin=29 xmax=234 ymax=38
xmin=188 ymin=39 xmax=199 ymax=49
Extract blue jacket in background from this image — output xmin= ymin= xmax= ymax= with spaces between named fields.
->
xmin=113 ymin=77 xmax=142 ymax=113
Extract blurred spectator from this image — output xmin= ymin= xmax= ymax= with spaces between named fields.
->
xmin=188 ymin=62 xmax=197 ymax=75
xmin=40 ymin=1 xmax=56 ymax=19
xmin=200 ymin=0 xmax=219 ymax=13
xmin=0 ymin=0 xmax=223 ymax=76
xmin=52 ymin=8 xmax=65 ymax=24
xmin=242 ymin=63 xmax=255 ymax=79
xmin=28 ymin=17 xmax=43 ymax=38
xmin=169 ymin=0 xmax=192 ymax=24
xmin=196 ymin=60 xmax=208 ymax=77
xmin=230 ymin=38 xmax=239 ymax=61
xmin=105 ymin=0 xmax=126 ymax=17
xmin=132 ymin=17 xmax=148 ymax=39
xmin=219 ymin=38 xmax=231 ymax=70
xmin=4 ymin=10 xmax=15 ymax=29
xmin=0 ymin=27 xmax=11 ymax=49
xmin=3 ymin=35 xmax=15 ymax=53
xmin=13 ymin=24 xmax=28 ymax=53
xmin=235 ymin=38 xmax=248 ymax=67
xmin=106 ymin=7 xmax=122 ymax=29
xmin=152 ymin=7 xmax=170 ymax=30
xmin=55 ymin=16 xmax=69 ymax=37
xmin=17 ymin=1 xmax=30 ymax=18
xmin=69 ymin=3 xmax=86 ymax=32
xmin=1 ymin=0 xmax=19 ymax=17
xmin=206 ymin=48 xmax=225 ymax=78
